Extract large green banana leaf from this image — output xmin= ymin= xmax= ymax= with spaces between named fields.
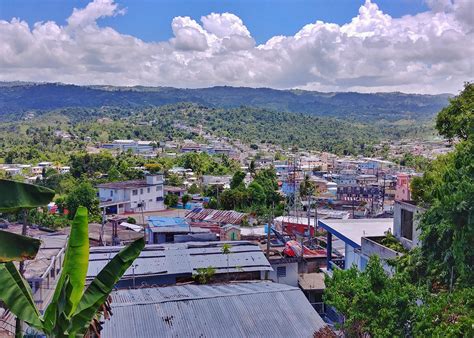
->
xmin=43 ymin=206 xmax=89 ymax=332
xmin=0 ymin=262 xmax=43 ymax=330
xmin=0 ymin=179 xmax=55 ymax=213
xmin=69 ymin=237 xmax=145 ymax=335
xmin=0 ymin=230 xmax=41 ymax=263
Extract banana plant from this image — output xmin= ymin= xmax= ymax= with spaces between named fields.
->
xmin=0 ymin=206 xmax=145 ymax=337
xmin=0 ymin=179 xmax=56 ymax=337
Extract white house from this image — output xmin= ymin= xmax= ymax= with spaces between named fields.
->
xmin=97 ymin=175 xmax=165 ymax=214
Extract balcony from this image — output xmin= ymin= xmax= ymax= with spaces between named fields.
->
xmin=361 ymin=234 xmax=406 ymax=261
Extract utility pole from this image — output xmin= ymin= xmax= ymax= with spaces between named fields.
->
xmin=265 ymin=206 xmax=273 ymax=280
xmin=307 ymin=194 xmax=311 ymax=239
xmin=100 ymin=207 xmax=106 ymax=246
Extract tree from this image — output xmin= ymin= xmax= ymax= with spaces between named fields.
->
xmin=107 ymin=167 xmax=123 ymax=181
xmin=230 ymin=170 xmax=245 ymax=189
xmin=166 ymin=173 xmax=184 ymax=186
xmin=324 ymin=256 xmax=417 ymax=337
xmin=164 ymin=193 xmax=179 ymax=208
xmin=299 ymin=174 xmax=315 ymax=199
xmin=65 ymin=181 xmax=99 ymax=220
xmin=435 ymin=82 xmax=473 ymax=141
xmin=144 ymin=163 xmax=162 ymax=174
xmin=181 ymin=194 xmax=191 ymax=207
xmin=410 ymin=83 xmax=474 ymax=288
xmin=247 ymin=181 xmax=266 ymax=206
xmin=248 ymin=160 xmax=256 ymax=177
xmin=187 ymin=183 xmax=200 ymax=194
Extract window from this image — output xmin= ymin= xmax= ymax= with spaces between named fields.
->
xmin=276 ymin=266 xmax=287 ymax=278
xmin=401 ymin=209 xmax=413 ymax=240
xmin=140 ymin=188 xmax=143 ymax=194
xmin=132 ymin=190 xmax=138 ymax=196
xmin=147 ymin=187 xmax=151 ymax=193
xmin=110 ymin=191 xmax=113 ymax=197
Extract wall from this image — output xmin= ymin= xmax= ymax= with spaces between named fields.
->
xmin=267 ymin=261 xmax=299 ymax=287
xmin=344 ymin=244 xmax=360 ymax=270
xmin=393 ymin=201 xmax=422 ymax=250
xmin=129 ymin=185 xmax=165 ymax=212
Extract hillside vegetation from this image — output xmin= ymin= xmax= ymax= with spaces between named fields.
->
xmin=0 ymin=82 xmax=449 ymax=122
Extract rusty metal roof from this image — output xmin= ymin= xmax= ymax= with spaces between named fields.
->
xmin=185 ymin=208 xmax=247 ymax=225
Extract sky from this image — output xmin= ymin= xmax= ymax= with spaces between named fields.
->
xmin=0 ymin=0 xmax=473 ymax=94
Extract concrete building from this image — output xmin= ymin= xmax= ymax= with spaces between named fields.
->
xmin=220 ymin=224 xmax=241 ymax=241
xmin=393 ymin=200 xmax=424 ymax=250
xmin=318 ymin=218 xmax=393 ymax=271
xmin=395 ymin=173 xmax=411 ymax=201
xmin=97 ymin=175 xmax=165 ymax=214
xmin=102 ymin=140 xmax=155 ymax=154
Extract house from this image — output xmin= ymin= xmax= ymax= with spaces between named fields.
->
xmin=100 ymin=282 xmax=328 ymax=338
xmin=298 ymin=272 xmax=326 ymax=313
xmin=31 ymin=166 xmax=43 ymax=175
xmin=393 ymin=200 xmax=424 ymax=250
xmin=87 ymin=241 xmax=272 ymax=287
xmin=164 ymin=185 xmax=187 ymax=198
xmin=147 ymin=216 xmax=215 ymax=244
xmin=58 ymin=166 xmax=70 ymax=174
xmin=318 ymin=218 xmax=393 ymax=271
xmin=356 ymin=174 xmax=378 ymax=185
xmin=220 ymin=224 xmax=241 ymax=241
xmin=267 ymin=255 xmax=299 ymax=287
xmin=97 ymin=174 xmax=165 ymax=214
xmin=395 ymin=173 xmax=411 ymax=201
xmin=102 ymin=140 xmax=155 ymax=154
xmin=201 ymin=175 xmax=232 ymax=188
xmin=38 ymin=161 xmax=53 ymax=168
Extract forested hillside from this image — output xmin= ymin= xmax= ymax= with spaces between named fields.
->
xmin=0 ymin=82 xmax=450 ymax=122
xmin=0 ymin=103 xmax=434 ymax=164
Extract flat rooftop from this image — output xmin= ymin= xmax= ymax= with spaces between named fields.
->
xmin=318 ymin=218 xmax=393 ymax=249
xmin=298 ymin=272 xmax=326 ymax=291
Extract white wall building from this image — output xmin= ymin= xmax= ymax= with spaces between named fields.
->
xmin=97 ymin=175 xmax=165 ymax=214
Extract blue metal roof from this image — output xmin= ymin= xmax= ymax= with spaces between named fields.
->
xmin=101 ymin=282 xmax=327 ymax=338
xmin=147 ymin=216 xmax=188 ymax=228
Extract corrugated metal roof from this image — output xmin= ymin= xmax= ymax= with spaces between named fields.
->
xmin=87 ymin=241 xmax=271 ymax=280
xmin=101 ymin=282 xmax=327 ymax=338
xmin=185 ymin=208 xmax=247 ymax=225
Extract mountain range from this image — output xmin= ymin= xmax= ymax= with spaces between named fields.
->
xmin=0 ymin=82 xmax=450 ymax=122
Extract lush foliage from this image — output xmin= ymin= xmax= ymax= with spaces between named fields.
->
xmin=410 ymin=82 xmax=474 ymax=288
xmin=435 ymin=82 xmax=473 ymax=141
xmin=324 ymin=256 xmax=417 ymax=337
xmin=0 ymin=206 xmax=145 ymax=337
xmin=217 ymin=168 xmax=283 ymax=217
xmin=164 ymin=194 xmax=179 ymax=208
xmin=325 ymin=83 xmax=474 ymax=336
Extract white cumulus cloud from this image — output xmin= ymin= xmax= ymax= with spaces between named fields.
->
xmin=0 ymin=0 xmax=472 ymax=94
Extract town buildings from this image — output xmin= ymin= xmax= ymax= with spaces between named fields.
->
xmin=97 ymin=174 xmax=165 ymax=214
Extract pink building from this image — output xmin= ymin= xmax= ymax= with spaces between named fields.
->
xmin=395 ymin=173 xmax=411 ymax=201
